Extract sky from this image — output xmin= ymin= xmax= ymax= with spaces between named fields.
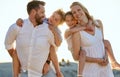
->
xmin=0 ymin=0 xmax=120 ymax=63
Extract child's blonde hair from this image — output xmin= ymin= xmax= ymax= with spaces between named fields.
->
xmin=55 ymin=9 xmax=65 ymax=25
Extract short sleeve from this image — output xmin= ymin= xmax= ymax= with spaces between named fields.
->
xmin=47 ymin=29 xmax=57 ymax=50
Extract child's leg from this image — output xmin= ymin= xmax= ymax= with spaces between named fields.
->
xmin=78 ymin=50 xmax=86 ymax=77
xmin=71 ymin=31 xmax=85 ymax=76
xmin=104 ymin=40 xmax=120 ymax=69
xmin=12 ymin=51 xmax=20 ymax=77
xmin=49 ymin=46 xmax=63 ymax=77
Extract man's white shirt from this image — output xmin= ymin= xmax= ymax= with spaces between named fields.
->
xmin=5 ymin=19 xmax=56 ymax=77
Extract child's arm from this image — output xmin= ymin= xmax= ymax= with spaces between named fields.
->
xmin=48 ymin=25 xmax=64 ymax=75
xmin=71 ymin=29 xmax=107 ymax=64
xmin=42 ymin=25 xmax=63 ymax=76
xmin=49 ymin=46 xmax=63 ymax=77
xmin=49 ymin=25 xmax=62 ymax=47
xmin=42 ymin=46 xmax=63 ymax=77
xmin=42 ymin=54 xmax=51 ymax=75
xmin=64 ymin=26 xmax=86 ymax=39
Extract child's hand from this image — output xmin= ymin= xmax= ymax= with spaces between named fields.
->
xmin=98 ymin=58 xmax=108 ymax=66
xmin=85 ymin=25 xmax=93 ymax=31
xmin=70 ymin=26 xmax=85 ymax=33
xmin=85 ymin=19 xmax=93 ymax=31
xmin=56 ymin=71 xmax=64 ymax=77
xmin=42 ymin=62 xmax=50 ymax=75
xmin=16 ymin=18 xmax=23 ymax=27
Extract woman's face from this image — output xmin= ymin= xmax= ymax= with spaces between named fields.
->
xmin=49 ymin=12 xmax=61 ymax=26
xmin=71 ymin=5 xmax=86 ymax=22
xmin=65 ymin=14 xmax=76 ymax=28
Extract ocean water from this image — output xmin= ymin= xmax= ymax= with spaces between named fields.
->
xmin=0 ymin=62 xmax=120 ymax=77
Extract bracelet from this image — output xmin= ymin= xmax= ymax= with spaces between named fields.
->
xmin=77 ymin=74 xmax=83 ymax=77
xmin=46 ymin=60 xmax=51 ymax=64
xmin=80 ymin=47 xmax=82 ymax=51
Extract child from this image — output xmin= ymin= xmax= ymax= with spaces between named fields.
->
xmin=64 ymin=11 xmax=86 ymax=77
xmin=15 ymin=9 xmax=65 ymax=77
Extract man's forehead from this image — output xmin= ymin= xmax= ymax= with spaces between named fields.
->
xmin=39 ymin=4 xmax=44 ymax=9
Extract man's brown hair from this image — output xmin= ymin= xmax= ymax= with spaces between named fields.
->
xmin=27 ymin=0 xmax=45 ymax=14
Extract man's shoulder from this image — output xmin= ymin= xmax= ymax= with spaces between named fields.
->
xmin=22 ymin=18 xmax=32 ymax=27
xmin=9 ymin=23 xmax=20 ymax=30
xmin=38 ymin=22 xmax=50 ymax=31
xmin=23 ymin=19 xmax=29 ymax=23
xmin=42 ymin=22 xmax=49 ymax=28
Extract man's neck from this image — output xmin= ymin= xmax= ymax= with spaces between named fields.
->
xmin=29 ymin=17 xmax=38 ymax=27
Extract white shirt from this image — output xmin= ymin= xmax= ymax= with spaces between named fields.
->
xmin=5 ymin=19 xmax=56 ymax=77
xmin=43 ymin=18 xmax=62 ymax=42
xmin=55 ymin=27 xmax=62 ymax=42
xmin=65 ymin=29 xmax=73 ymax=53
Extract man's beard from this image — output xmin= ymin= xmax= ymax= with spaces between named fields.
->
xmin=36 ymin=18 xmax=43 ymax=25
xmin=35 ymin=14 xmax=44 ymax=25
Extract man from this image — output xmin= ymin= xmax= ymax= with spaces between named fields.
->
xmin=5 ymin=1 xmax=58 ymax=77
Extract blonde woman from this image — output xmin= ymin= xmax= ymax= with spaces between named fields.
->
xmin=70 ymin=2 xmax=114 ymax=77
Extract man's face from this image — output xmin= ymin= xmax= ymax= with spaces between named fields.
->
xmin=35 ymin=5 xmax=45 ymax=25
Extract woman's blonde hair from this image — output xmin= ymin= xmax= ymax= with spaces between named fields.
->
xmin=70 ymin=2 xmax=93 ymax=21
xmin=70 ymin=2 xmax=100 ymax=27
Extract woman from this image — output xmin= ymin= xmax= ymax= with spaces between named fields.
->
xmin=64 ymin=11 xmax=107 ymax=77
xmin=64 ymin=11 xmax=120 ymax=77
xmin=70 ymin=2 xmax=114 ymax=77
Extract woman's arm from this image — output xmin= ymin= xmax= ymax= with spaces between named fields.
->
xmin=71 ymin=26 xmax=106 ymax=64
xmin=96 ymin=19 xmax=109 ymax=65
xmin=85 ymin=56 xmax=104 ymax=63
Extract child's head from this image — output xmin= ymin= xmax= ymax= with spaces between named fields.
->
xmin=65 ymin=11 xmax=77 ymax=28
xmin=49 ymin=9 xmax=65 ymax=26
